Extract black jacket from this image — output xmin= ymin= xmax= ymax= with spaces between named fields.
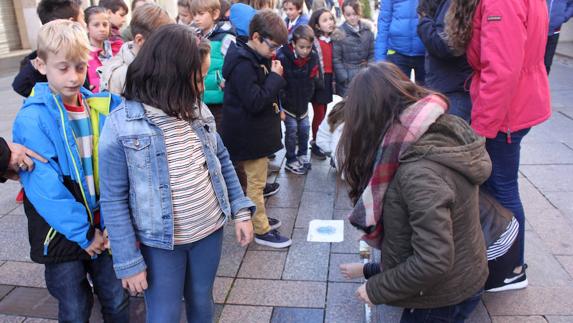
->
xmin=221 ymin=40 xmax=286 ymax=161
xmin=0 ymin=137 xmax=10 ymax=183
xmin=277 ymin=45 xmax=320 ymax=118
xmin=417 ymin=0 xmax=472 ymax=94
xmin=12 ymin=51 xmax=47 ymax=97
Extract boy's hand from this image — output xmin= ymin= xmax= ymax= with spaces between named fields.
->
xmin=84 ymin=229 xmax=105 ymax=257
xmin=271 ymin=60 xmax=283 ymax=76
xmin=356 ymin=283 xmax=373 ymax=306
xmin=122 ymin=270 xmax=148 ymax=295
xmin=103 ymin=228 xmax=110 ymax=250
xmin=235 ymin=220 xmax=254 ymax=247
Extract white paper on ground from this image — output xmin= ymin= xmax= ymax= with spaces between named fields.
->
xmin=307 ymin=219 xmax=344 ymax=242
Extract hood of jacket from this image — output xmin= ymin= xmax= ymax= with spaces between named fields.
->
xmin=230 ymin=3 xmax=256 ymax=37
xmin=207 ymin=20 xmax=236 ymax=40
xmin=222 ymin=40 xmax=267 ymax=80
xmin=400 ymin=114 xmax=491 ymax=185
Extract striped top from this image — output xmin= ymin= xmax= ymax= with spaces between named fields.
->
xmin=486 ymin=217 xmax=519 ymax=261
xmin=64 ymin=95 xmax=96 ymax=205
xmin=144 ymin=105 xmax=226 ymax=245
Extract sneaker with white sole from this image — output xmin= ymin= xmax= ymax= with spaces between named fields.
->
xmin=486 ymin=264 xmax=528 ymax=292
xmin=285 ymin=160 xmax=306 ymax=175
xmin=263 ymin=182 xmax=280 ymax=197
xmin=254 ymin=229 xmax=292 ymax=248
xmin=268 ymin=217 xmax=282 ymax=230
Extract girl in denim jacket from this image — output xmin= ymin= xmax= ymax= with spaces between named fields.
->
xmin=98 ymin=25 xmax=255 ymax=322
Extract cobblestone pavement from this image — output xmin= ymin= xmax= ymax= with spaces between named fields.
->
xmin=0 ymin=62 xmax=572 ymax=322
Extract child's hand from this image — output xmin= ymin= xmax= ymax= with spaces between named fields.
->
xmin=271 ymin=60 xmax=283 ymax=76
xmin=235 ymin=220 xmax=254 ymax=247
xmin=103 ymin=228 xmax=110 ymax=250
xmin=280 ymin=111 xmax=286 ymax=121
xmin=122 ymin=270 xmax=148 ymax=296
xmin=84 ymin=229 xmax=105 ymax=257
xmin=339 ymin=262 xmax=365 ymax=279
xmin=356 ymin=283 xmax=373 ymax=306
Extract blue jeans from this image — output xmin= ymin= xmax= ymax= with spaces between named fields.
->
xmin=44 ymin=253 xmax=129 ymax=323
xmin=400 ymin=291 xmax=482 ymax=323
xmin=482 ymin=128 xmax=530 ymax=266
xmin=387 ymin=52 xmax=426 ymax=85
xmin=284 ymin=114 xmax=310 ymax=163
xmin=141 ymin=227 xmax=224 ymax=323
xmin=446 ymin=92 xmax=472 ymax=123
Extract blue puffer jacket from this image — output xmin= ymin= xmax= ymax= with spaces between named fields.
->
xmin=375 ymin=0 xmax=426 ymax=61
xmin=547 ymin=0 xmax=573 ymax=35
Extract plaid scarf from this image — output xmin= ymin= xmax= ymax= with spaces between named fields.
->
xmin=348 ymin=94 xmax=448 ymax=249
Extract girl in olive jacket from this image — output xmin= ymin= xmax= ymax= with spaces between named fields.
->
xmin=337 ymin=63 xmax=489 ymax=322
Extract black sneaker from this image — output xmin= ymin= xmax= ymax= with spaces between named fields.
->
xmin=254 ymin=229 xmax=292 ymax=248
xmin=486 ymin=264 xmax=528 ymax=292
xmin=268 ymin=153 xmax=276 ymax=160
xmin=311 ymin=143 xmax=327 ymax=160
xmin=263 ymin=182 xmax=280 ymax=197
xmin=268 ymin=217 xmax=282 ymax=230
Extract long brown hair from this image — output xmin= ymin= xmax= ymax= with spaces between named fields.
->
xmin=337 ymin=62 xmax=443 ymax=203
xmin=444 ymin=0 xmax=480 ymax=55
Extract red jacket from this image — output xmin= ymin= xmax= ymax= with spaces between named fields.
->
xmin=467 ymin=0 xmax=551 ymax=139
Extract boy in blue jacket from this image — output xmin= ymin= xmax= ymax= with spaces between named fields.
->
xmin=545 ymin=0 xmax=573 ymax=74
xmin=12 ymin=20 xmax=128 ymax=323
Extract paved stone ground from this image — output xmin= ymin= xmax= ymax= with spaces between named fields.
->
xmin=0 ymin=62 xmax=572 ymax=322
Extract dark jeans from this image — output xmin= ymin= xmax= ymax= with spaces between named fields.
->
xmin=446 ymin=92 xmax=472 ymax=123
xmin=544 ymin=33 xmax=560 ymax=74
xmin=44 ymin=253 xmax=129 ymax=323
xmin=482 ymin=128 xmax=530 ymax=266
xmin=141 ymin=227 xmax=224 ymax=323
xmin=387 ymin=52 xmax=426 ymax=85
xmin=284 ymin=114 xmax=310 ymax=163
xmin=400 ymin=291 xmax=482 ymax=323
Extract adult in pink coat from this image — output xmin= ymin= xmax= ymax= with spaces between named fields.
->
xmin=445 ymin=0 xmax=551 ymax=292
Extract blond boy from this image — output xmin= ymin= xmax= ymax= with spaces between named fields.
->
xmin=12 ymin=20 xmax=128 ymax=322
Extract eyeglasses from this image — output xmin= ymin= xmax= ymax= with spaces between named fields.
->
xmin=261 ymin=37 xmax=281 ymax=51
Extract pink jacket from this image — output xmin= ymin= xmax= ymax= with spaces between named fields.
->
xmin=466 ymin=0 xmax=551 ymax=139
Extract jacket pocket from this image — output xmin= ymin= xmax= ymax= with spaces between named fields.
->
xmin=121 ymin=136 xmax=151 ymax=168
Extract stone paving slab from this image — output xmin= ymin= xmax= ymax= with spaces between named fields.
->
xmin=325 ymin=282 xmax=365 ymax=323
xmin=214 ymin=277 xmax=234 ymax=304
xmin=468 ymin=301 xmax=492 ymax=323
xmin=526 ymin=208 xmax=573 ymax=256
xmin=556 ymin=256 xmax=573 ymax=279
xmin=0 ymin=262 xmax=45 ymax=288
xmin=523 ymin=233 xmax=573 ymax=288
xmin=491 ymin=316 xmax=548 ymax=323
xmin=546 ymin=316 xmax=573 ymax=323
xmin=521 ymin=165 xmax=573 ymax=193
xmin=0 ymin=181 xmax=21 ymax=217
xmin=266 ymin=176 xmax=305 ymax=208
xmin=334 ymin=178 xmax=353 ymax=211
xmin=520 ymin=142 xmax=573 ymax=165
xmin=219 ymin=305 xmax=273 ymax=323
xmin=270 ymin=307 xmax=324 ymax=323
xmin=0 ymin=230 xmax=31 ymax=262
xmin=0 ymin=285 xmax=14 ymax=301
xmin=227 ymin=279 xmax=326 ymax=308
xmin=294 ymin=190 xmax=335 ymax=229
xmin=0 ymin=287 xmax=57 ymax=319
xmin=282 ymin=229 xmax=330 ymax=281
xmin=237 ymin=251 xmax=287 ymax=280
xmin=330 ymin=209 xmax=362 ymax=254
xmin=483 ymin=287 xmax=573 ymax=316
xmin=216 ymin=225 xmax=248 ymax=277
xmin=0 ymin=314 xmax=26 ymax=323
xmin=303 ymin=165 xmax=337 ymax=194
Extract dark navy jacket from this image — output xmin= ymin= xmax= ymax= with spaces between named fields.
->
xmin=12 ymin=51 xmax=47 ymax=97
xmin=221 ymin=40 xmax=286 ymax=161
xmin=417 ymin=0 xmax=472 ymax=94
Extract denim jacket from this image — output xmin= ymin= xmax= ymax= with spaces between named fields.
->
xmin=99 ymin=100 xmax=255 ymax=278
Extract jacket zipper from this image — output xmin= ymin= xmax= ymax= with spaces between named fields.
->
xmin=43 ymin=96 xmax=94 ymax=256
xmin=506 ymin=128 xmax=512 ymax=144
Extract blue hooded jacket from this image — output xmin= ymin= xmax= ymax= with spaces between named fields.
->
xmin=547 ymin=0 xmax=573 ymax=35
xmin=375 ymin=0 xmax=426 ymax=61
xmin=230 ymin=3 xmax=256 ymax=38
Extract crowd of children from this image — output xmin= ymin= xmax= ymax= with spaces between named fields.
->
xmin=6 ymin=0 xmax=556 ymax=321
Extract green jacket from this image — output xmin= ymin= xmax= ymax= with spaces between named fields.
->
xmin=366 ymin=114 xmax=490 ymax=308
xmin=204 ymin=21 xmax=235 ymax=105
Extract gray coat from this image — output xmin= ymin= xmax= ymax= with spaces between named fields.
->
xmin=332 ymin=20 xmax=375 ymax=96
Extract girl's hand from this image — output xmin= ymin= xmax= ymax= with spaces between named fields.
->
xmin=122 ymin=270 xmax=148 ymax=296
xmin=235 ymin=220 xmax=254 ymax=247
xmin=356 ymin=283 xmax=373 ymax=306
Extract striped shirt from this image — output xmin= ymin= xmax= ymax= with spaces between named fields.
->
xmin=487 ymin=217 xmax=519 ymax=261
xmin=144 ymin=105 xmax=225 ymax=245
xmin=64 ymin=95 xmax=96 ymax=205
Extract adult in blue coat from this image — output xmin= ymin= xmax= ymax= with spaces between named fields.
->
xmin=545 ymin=0 xmax=573 ymax=74
xmin=375 ymin=0 xmax=426 ymax=84
xmin=417 ymin=0 xmax=473 ymax=122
